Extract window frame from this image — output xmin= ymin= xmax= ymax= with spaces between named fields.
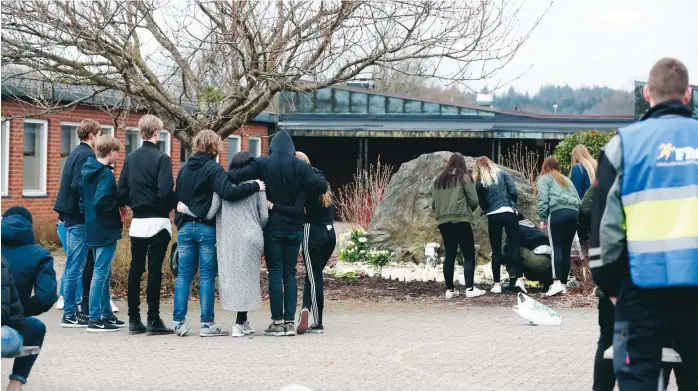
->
xmin=101 ymin=125 xmax=115 ymax=137
xmin=22 ymin=118 xmax=49 ymax=197
xmin=59 ymin=121 xmax=81 ymax=158
xmin=1 ymin=118 xmax=9 ymax=196
xmin=248 ymin=136 xmax=262 ymax=157
xmin=125 ymin=127 xmax=170 ymax=156
xmin=227 ymin=135 xmax=241 ymax=167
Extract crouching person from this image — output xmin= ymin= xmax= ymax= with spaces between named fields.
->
xmin=1 ymin=206 xmax=57 ymax=390
xmin=504 ymin=213 xmax=553 ymax=290
xmin=81 ymin=135 xmax=125 ymax=332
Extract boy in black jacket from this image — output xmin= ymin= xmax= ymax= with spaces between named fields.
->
xmin=117 ymin=114 xmax=175 ymax=335
xmin=81 ymin=135 xmax=124 ymax=333
xmin=54 ymin=119 xmax=101 ymax=327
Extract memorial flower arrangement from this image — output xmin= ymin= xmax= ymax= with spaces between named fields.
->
xmin=338 ymin=228 xmax=391 ymax=267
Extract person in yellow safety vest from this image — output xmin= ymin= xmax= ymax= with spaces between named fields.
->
xmin=589 ymin=58 xmax=698 ymax=391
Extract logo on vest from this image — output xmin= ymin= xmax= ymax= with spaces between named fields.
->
xmin=656 ymin=143 xmax=698 ymax=166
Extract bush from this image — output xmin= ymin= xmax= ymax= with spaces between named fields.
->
xmin=553 ymin=130 xmax=616 ymax=174
xmin=34 ymin=220 xmax=61 ymax=251
xmin=335 ymin=158 xmax=393 ymax=229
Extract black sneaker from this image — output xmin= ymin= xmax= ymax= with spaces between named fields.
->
xmin=129 ymin=318 xmax=147 ymax=335
xmin=103 ymin=316 xmax=126 ymax=328
xmin=307 ymin=325 xmax=324 ymax=334
xmin=87 ymin=319 xmax=120 ymax=333
xmin=146 ymin=318 xmax=174 ymax=336
xmin=62 ymin=313 xmax=88 ymax=328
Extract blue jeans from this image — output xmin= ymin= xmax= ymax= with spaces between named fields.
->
xmin=173 ymin=222 xmax=217 ymax=325
xmin=88 ymin=243 xmax=117 ymax=322
xmin=57 ymin=221 xmax=82 ymax=303
xmin=1 ymin=318 xmax=46 ymax=384
xmin=63 ymin=225 xmax=90 ymax=317
xmin=264 ymin=230 xmax=303 ymax=322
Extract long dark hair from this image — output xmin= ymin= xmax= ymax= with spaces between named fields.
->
xmin=435 ymin=153 xmax=473 ymax=189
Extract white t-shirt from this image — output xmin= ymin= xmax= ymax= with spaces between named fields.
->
xmin=129 ymin=217 xmax=172 ymax=239
xmin=487 ymin=206 xmax=515 ymax=216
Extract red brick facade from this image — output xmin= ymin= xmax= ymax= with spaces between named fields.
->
xmin=1 ymin=99 xmax=270 ymax=221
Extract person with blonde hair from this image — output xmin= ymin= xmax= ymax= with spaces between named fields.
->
xmin=172 ymin=129 xmax=265 ymax=337
xmin=537 ymin=156 xmax=580 ymax=297
xmin=570 ymin=144 xmax=597 ymax=247
xmin=292 ymin=151 xmax=335 ymax=334
xmin=473 ymin=156 xmax=527 ymax=294
xmin=117 ymin=114 xmax=175 ymax=335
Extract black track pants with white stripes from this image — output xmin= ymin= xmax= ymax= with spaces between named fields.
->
xmin=302 ymin=223 xmax=336 ymax=326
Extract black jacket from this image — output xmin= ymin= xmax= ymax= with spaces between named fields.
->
xmin=305 ymin=167 xmax=334 ymax=225
xmin=117 ymin=141 xmax=175 ymax=218
xmin=81 ymin=158 xmax=122 ymax=246
xmin=518 ymin=220 xmax=549 ymax=250
xmin=53 ymin=142 xmax=95 ymax=226
xmin=1 ymin=258 xmax=25 ymax=330
xmin=175 ymin=152 xmax=260 ymax=228
xmin=476 ymin=170 xmax=518 ymax=215
xmin=1 ymin=215 xmax=58 ymax=317
xmin=228 ymin=131 xmax=328 ymax=231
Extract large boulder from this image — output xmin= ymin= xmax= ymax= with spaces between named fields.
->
xmin=368 ymin=152 xmax=538 ymax=264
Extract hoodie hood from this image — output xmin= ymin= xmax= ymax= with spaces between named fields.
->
xmin=81 ymin=157 xmax=109 ymax=180
xmin=187 ymin=152 xmax=215 ymax=169
xmin=269 ymin=130 xmax=295 ymax=156
xmin=1 ymin=214 xmax=36 ymax=246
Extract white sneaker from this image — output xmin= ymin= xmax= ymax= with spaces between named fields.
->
xmin=445 ymin=289 xmax=460 ymax=299
xmin=173 ymin=322 xmax=190 ymax=337
xmin=515 ymin=279 xmax=528 ymax=294
xmin=465 ymin=287 xmax=486 ymax=298
xmin=490 ymin=284 xmax=502 ymax=294
xmin=110 ymin=300 xmax=119 ymax=313
xmin=242 ymin=321 xmax=255 ymax=335
xmin=56 ymin=296 xmax=64 ymax=310
xmin=232 ymin=324 xmax=246 ymax=337
xmin=546 ymin=282 xmax=565 ymax=297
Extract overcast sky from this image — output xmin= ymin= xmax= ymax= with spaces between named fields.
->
xmin=473 ymin=0 xmax=698 ymax=94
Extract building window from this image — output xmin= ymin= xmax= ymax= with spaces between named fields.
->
xmin=248 ymin=137 xmax=262 ymax=157
xmin=101 ymin=125 xmax=114 ymax=137
xmin=227 ymin=135 xmax=241 ymax=166
xmin=23 ymin=119 xmax=48 ymax=196
xmin=157 ymin=130 xmax=171 ymax=155
xmin=1 ymin=119 xmax=9 ymax=196
xmin=125 ymin=128 xmax=140 ymax=155
xmin=60 ymin=122 xmax=80 ymax=177
xmin=180 ymin=143 xmax=190 ymax=163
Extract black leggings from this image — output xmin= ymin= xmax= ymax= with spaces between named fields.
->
xmin=236 ymin=312 xmax=247 ymax=325
xmin=487 ymin=212 xmax=521 ymax=282
xmin=437 ymin=222 xmax=475 ymax=290
xmin=547 ymin=209 xmax=578 ymax=283
xmin=302 ymin=223 xmax=336 ymax=326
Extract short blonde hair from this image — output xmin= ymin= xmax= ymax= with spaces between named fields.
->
xmin=138 ymin=114 xmax=163 ymax=140
xmin=94 ymin=135 xmax=121 ymax=158
xmin=193 ymin=129 xmax=220 ymax=156
xmin=77 ymin=119 xmax=101 ymax=141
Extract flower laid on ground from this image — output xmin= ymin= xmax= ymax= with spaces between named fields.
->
xmin=337 ymin=228 xmax=392 ymax=268
xmin=366 ymin=249 xmax=390 ymax=268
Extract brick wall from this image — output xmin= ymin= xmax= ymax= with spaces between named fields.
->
xmin=1 ymin=99 xmax=270 ymax=222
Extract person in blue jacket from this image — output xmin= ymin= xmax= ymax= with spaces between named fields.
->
xmin=569 ymin=144 xmax=597 ymax=247
xmin=1 ymin=206 xmax=57 ymax=389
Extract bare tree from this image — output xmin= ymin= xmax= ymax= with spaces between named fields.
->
xmin=1 ymin=0 xmax=549 ymax=145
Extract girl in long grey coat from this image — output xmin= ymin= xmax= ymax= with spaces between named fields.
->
xmin=178 ymin=151 xmax=268 ymax=337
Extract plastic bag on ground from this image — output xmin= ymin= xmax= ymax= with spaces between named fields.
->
xmin=512 ymin=293 xmax=562 ymax=326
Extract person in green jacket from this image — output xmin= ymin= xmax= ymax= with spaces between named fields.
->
xmin=537 ymin=157 xmax=581 ymax=297
xmin=431 ymin=153 xmax=485 ymax=299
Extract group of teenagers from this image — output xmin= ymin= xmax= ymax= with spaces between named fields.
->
xmin=431 ymin=146 xmax=596 ymax=299
xmin=42 ymin=115 xmax=336 ymax=338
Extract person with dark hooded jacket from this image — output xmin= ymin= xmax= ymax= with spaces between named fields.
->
xmin=227 ymin=130 xmax=327 ymax=336
xmin=1 ymin=207 xmax=58 ymax=317
xmin=2 ymin=257 xmax=43 ymax=391
xmin=80 ymin=135 xmax=126 ymax=333
xmin=172 ymin=130 xmax=264 ymax=337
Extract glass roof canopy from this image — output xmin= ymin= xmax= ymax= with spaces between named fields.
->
xmin=279 ymin=88 xmax=497 ymax=117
